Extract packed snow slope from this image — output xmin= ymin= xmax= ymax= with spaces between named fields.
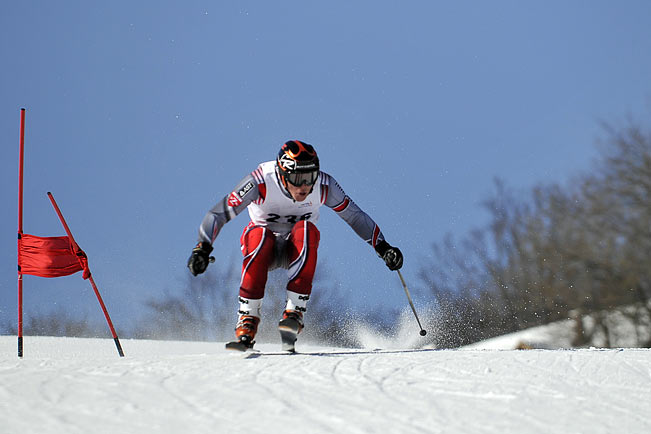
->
xmin=1 ymin=336 xmax=650 ymax=434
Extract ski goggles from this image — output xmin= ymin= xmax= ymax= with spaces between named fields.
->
xmin=284 ymin=170 xmax=319 ymax=187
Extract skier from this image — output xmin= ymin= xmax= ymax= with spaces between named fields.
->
xmin=187 ymin=140 xmax=403 ymax=351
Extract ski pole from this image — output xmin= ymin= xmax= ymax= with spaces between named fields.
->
xmin=397 ymin=270 xmax=427 ymax=336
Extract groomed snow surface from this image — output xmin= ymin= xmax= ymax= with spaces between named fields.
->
xmin=1 ymin=335 xmax=650 ymax=434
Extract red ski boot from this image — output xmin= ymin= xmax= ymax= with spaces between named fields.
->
xmin=278 ymin=310 xmax=304 ymax=352
xmin=225 ymin=315 xmax=260 ymax=352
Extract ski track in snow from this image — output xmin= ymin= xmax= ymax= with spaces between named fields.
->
xmin=1 ymin=336 xmax=650 ymax=434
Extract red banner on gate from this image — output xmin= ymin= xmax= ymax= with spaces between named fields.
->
xmin=18 ymin=233 xmax=90 ymax=279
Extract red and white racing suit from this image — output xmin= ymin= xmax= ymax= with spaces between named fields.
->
xmin=198 ymin=160 xmax=386 ymax=316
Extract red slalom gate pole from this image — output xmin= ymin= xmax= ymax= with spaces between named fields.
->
xmin=17 ymin=109 xmax=25 ymax=358
xmin=47 ymin=192 xmax=125 ymax=357
xmin=86 ymin=275 xmax=124 ymax=357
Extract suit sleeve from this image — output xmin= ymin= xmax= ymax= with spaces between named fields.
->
xmin=197 ymin=171 xmax=262 ymax=244
xmin=321 ymin=172 xmax=385 ymax=249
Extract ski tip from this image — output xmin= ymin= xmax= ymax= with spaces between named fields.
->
xmin=225 ymin=341 xmax=257 ymax=353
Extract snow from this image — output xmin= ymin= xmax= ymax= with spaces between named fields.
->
xmin=462 ymin=319 xmax=579 ymax=350
xmin=1 ymin=336 xmax=650 ymax=434
xmin=463 ymin=305 xmax=651 ymax=350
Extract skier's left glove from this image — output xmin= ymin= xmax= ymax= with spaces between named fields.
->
xmin=375 ymin=240 xmax=403 ymax=271
xmin=187 ymin=241 xmax=214 ymax=276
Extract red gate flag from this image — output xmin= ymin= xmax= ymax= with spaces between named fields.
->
xmin=18 ymin=233 xmax=90 ymax=279
xmin=16 ymin=109 xmax=124 ymax=358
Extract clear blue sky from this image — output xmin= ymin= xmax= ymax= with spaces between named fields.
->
xmin=2 ymin=1 xmax=651 ymax=333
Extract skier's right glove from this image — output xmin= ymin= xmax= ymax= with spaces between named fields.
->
xmin=375 ymin=240 xmax=404 ymax=271
xmin=187 ymin=241 xmax=214 ymax=276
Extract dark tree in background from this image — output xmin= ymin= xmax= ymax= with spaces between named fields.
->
xmin=2 ymin=307 xmax=105 ymax=338
xmin=133 ymin=260 xmax=238 ymax=341
xmin=420 ymin=119 xmax=651 ymax=348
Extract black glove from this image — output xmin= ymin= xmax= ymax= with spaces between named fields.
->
xmin=375 ymin=240 xmax=403 ymax=271
xmin=187 ymin=241 xmax=214 ymax=276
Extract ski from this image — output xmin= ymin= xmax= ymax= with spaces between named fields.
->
xmin=278 ymin=313 xmax=302 ymax=353
xmin=278 ymin=328 xmax=297 ymax=353
xmin=245 ymin=350 xmax=294 ymax=359
xmin=244 ymin=348 xmax=440 ymax=359
xmin=224 ymin=336 xmax=256 ymax=352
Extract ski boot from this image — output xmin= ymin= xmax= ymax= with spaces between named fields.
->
xmin=225 ymin=315 xmax=260 ymax=352
xmin=278 ymin=310 xmax=304 ymax=352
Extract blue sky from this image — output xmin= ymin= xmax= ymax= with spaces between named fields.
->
xmin=2 ymin=1 xmax=651 ymax=333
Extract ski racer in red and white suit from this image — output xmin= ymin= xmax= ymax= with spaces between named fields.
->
xmin=188 ymin=140 xmax=403 ymax=349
